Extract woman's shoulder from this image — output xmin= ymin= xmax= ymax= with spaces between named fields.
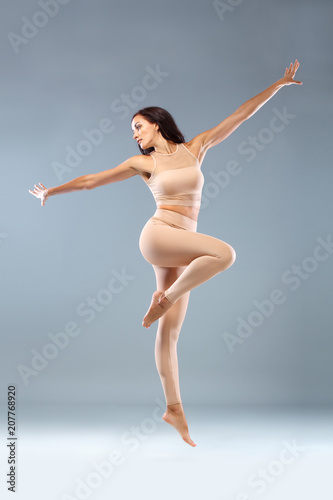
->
xmin=131 ymin=154 xmax=155 ymax=181
xmin=183 ymin=137 xmax=207 ymax=165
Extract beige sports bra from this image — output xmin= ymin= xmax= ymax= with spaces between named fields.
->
xmin=144 ymin=143 xmax=204 ymax=208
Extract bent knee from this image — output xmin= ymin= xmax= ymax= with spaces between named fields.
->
xmin=217 ymin=243 xmax=236 ymax=270
xmin=228 ymin=245 xmax=237 ymax=267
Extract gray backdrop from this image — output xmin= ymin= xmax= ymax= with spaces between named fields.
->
xmin=1 ymin=0 xmax=332 ymax=407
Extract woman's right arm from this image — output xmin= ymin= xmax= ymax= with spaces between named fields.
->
xmin=29 ymin=155 xmax=146 ymax=206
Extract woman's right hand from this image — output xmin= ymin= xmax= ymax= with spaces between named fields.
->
xmin=29 ymin=183 xmax=49 ymax=206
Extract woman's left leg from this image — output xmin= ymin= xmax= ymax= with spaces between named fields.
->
xmin=140 ymin=213 xmax=236 ymax=327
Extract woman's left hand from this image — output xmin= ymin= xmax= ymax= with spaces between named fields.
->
xmin=281 ymin=59 xmax=302 ymax=85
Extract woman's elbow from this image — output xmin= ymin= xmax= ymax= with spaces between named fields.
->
xmin=84 ymin=174 xmax=96 ymax=190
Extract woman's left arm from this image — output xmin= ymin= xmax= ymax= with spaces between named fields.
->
xmin=198 ymin=60 xmax=302 ymax=151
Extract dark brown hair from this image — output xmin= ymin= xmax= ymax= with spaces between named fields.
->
xmin=132 ymin=106 xmax=185 ymax=155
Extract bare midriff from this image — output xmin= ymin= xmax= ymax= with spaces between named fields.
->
xmin=158 ymin=205 xmax=199 ymax=222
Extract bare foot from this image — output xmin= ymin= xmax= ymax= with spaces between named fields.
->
xmin=162 ymin=403 xmax=197 ymax=447
xmin=142 ymin=290 xmax=173 ymax=328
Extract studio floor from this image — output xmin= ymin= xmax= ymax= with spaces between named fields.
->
xmin=1 ymin=403 xmax=332 ymax=500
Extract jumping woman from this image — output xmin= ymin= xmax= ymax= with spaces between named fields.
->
xmin=29 ymin=60 xmax=302 ymax=447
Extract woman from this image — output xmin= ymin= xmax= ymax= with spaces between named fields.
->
xmin=29 ymin=60 xmax=302 ymax=447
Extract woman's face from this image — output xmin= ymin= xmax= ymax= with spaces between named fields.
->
xmin=131 ymin=115 xmax=158 ymax=149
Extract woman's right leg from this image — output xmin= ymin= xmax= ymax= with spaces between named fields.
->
xmin=152 ymin=264 xmax=196 ymax=447
xmin=152 ymin=266 xmax=189 ymax=406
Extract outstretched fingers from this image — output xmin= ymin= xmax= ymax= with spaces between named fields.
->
xmin=292 ymin=59 xmax=300 ymax=75
xmin=29 ymin=183 xmax=43 ymax=195
xmin=285 ymin=59 xmax=299 ymax=75
xmin=284 ymin=59 xmax=302 ymax=85
xmin=28 ymin=182 xmax=48 ymax=205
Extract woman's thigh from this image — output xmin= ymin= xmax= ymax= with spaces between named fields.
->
xmin=139 ymin=218 xmax=235 ymax=268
